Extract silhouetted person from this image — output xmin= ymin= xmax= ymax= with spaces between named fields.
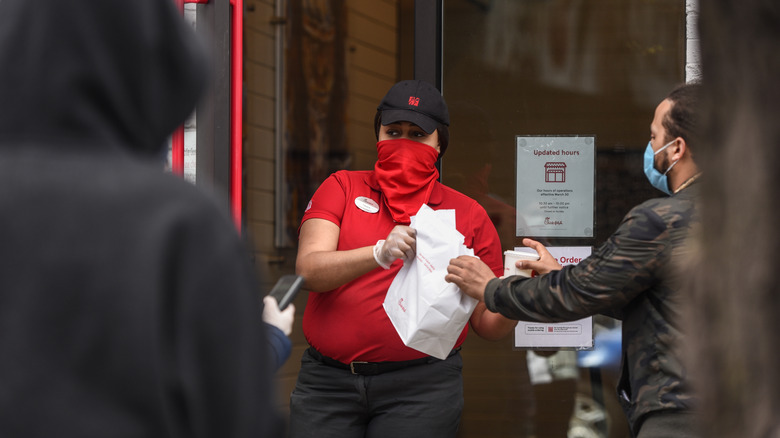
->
xmin=0 ymin=0 xmax=283 ymax=436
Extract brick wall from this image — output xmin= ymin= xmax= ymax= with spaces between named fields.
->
xmin=244 ymin=0 xmax=277 ymax=275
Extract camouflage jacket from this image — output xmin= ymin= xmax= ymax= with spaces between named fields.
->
xmin=484 ymin=183 xmax=700 ymax=434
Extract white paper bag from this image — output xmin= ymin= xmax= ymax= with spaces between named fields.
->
xmin=383 ymin=204 xmax=478 ymax=360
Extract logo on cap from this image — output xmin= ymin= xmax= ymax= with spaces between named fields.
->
xmin=408 ymin=96 xmax=420 ymax=107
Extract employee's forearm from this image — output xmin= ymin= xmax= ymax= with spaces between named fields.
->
xmin=296 ymin=246 xmax=378 ymax=292
xmin=470 ymin=305 xmax=518 ymax=340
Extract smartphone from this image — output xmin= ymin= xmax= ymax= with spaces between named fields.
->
xmin=267 ymin=274 xmax=304 ymax=311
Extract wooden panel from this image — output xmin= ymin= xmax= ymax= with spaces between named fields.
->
xmin=346 ymin=41 xmax=397 ymax=80
xmin=347 ymin=10 xmax=396 ymax=53
xmin=246 ymin=156 xmax=274 ymax=191
xmin=346 ymin=93 xmax=377 ymax=129
xmin=242 ymin=0 xmax=276 ymax=260
xmin=246 ymin=93 xmax=274 ymax=130
xmin=345 ymin=120 xmax=375 ymax=146
xmin=345 ymin=120 xmax=377 ymax=170
xmin=245 ymin=27 xmax=274 ymax=66
xmin=247 ymin=221 xmax=274 ymax=252
xmin=346 ymin=0 xmax=397 ymax=24
xmin=348 ymin=68 xmax=395 ymax=101
xmin=247 ymin=189 xmax=274 ymax=223
xmin=246 ymin=61 xmax=274 ymax=97
xmin=353 ymin=149 xmax=378 ymax=172
xmin=245 ymin=0 xmax=275 ymax=35
xmin=245 ymin=125 xmax=274 ymax=160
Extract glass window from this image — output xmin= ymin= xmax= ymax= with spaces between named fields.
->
xmin=443 ymin=1 xmax=685 ymax=437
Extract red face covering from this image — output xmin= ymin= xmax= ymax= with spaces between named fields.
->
xmin=374 ymin=138 xmax=439 ymax=224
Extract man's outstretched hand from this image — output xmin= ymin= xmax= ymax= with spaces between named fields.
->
xmin=445 ymin=255 xmax=497 ymax=301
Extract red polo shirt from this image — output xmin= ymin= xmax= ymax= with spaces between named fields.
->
xmin=300 ymin=170 xmax=503 ymax=363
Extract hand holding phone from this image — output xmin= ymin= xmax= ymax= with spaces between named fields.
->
xmin=262 ymin=296 xmax=295 ymax=336
xmin=267 ymin=274 xmax=304 ymax=311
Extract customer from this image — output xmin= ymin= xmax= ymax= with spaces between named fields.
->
xmin=291 ymin=80 xmax=517 ymax=438
xmin=0 ymin=0 xmax=284 ymax=436
xmin=447 ymin=82 xmax=702 ymax=438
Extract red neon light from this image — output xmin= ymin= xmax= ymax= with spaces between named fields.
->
xmin=171 ymin=126 xmax=185 ymax=175
xmin=229 ymin=0 xmax=243 ymax=231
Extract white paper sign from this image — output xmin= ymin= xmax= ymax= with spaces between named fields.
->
xmin=513 ymin=246 xmax=594 ymax=350
xmin=515 ymin=136 xmax=595 ymax=238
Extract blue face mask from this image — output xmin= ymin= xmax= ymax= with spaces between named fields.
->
xmin=643 ymin=140 xmax=678 ymax=195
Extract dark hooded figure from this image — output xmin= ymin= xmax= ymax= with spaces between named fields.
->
xmin=0 ymin=0 xmax=282 ymax=436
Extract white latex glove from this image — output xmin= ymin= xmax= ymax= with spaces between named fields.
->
xmin=373 ymin=225 xmax=416 ymax=269
xmin=262 ymin=295 xmax=295 ymax=336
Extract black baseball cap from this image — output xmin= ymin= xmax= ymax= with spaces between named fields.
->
xmin=377 ymin=80 xmax=450 ymax=134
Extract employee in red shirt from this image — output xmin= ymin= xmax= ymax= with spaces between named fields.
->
xmin=291 ymin=80 xmax=517 ymax=438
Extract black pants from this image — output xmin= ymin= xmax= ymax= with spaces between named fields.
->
xmin=289 ymin=348 xmax=463 ymax=438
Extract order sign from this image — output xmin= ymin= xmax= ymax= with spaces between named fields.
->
xmin=514 ymin=246 xmax=593 ymax=350
xmin=515 ymin=136 xmax=595 ymax=238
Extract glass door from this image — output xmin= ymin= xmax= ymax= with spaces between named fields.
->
xmin=441 ymin=1 xmax=686 ymax=437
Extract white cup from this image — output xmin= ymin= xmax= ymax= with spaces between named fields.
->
xmin=503 ymin=250 xmax=540 ymax=278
